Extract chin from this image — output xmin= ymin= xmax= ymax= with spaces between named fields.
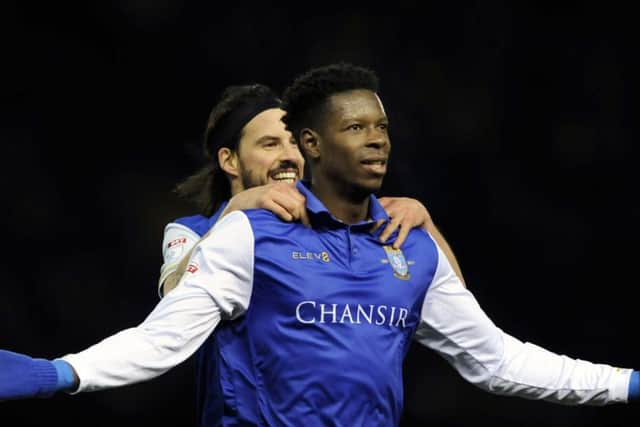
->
xmin=352 ymin=180 xmax=383 ymax=198
xmin=366 ymin=177 xmax=385 ymax=191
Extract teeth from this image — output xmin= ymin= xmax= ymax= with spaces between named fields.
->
xmin=272 ymin=172 xmax=297 ymax=181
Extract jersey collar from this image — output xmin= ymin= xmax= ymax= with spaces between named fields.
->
xmin=295 ymin=180 xmax=390 ymax=230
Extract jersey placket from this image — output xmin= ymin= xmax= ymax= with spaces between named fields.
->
xmin=345 ymin=223 xmax=378 ymax=273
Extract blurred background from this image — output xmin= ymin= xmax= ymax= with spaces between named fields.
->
xmin=1 ymin=2 xmax=638 ymax=426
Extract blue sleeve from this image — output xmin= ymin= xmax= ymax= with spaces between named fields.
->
xmin=0 ymin=350 xmax=60 ymax=400
xmin=52 ymin=359 xmax=77 ymax=391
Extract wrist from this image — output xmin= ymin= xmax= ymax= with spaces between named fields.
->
xmin=52 ymin=359 xmax=77 ymax=392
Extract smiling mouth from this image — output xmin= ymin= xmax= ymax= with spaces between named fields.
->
xmin=271 ymin=171 xmax=298 ymax=183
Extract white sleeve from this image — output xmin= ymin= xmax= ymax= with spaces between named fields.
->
xmin=157 ymin=223 xmax=201 ymax=298
xmin=414 ymin=245 xmax=632 ymax=405
xmin=62 ymin=211 xmax=255 ymax=392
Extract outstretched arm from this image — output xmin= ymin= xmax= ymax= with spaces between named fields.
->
xmin=414 ymin=245 xmax=639 ymax=405
xmin=377 ymin=197 xmax=466 ymax=287
xmin=1 ymin=211 xmax=256 ymax=401
xmin=0 ymin=351 xmax=78 ymax=400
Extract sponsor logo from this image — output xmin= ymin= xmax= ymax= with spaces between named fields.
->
xmin=295 ymin=301 xmax=409 ymax=328
xmin=382 ymin=246 xmax=410 ymax=280
xmin=168 ymin=237 xmax=187 ymax=248
xmin=291 ymin=251 xmax=330 ymax=262
xmin=186 ymin=263 xmax=199 ymax=274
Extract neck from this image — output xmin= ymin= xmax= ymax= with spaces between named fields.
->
xmin=310 ymin=177 xmax=370 ymax=225
xmin=229 ymin=179 xmax=244 ymax=197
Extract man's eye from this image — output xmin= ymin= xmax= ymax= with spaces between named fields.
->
xmin=349 ymin=124 xmax=362 ymax=131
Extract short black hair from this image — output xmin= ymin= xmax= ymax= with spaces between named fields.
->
xmin=281 ymin=62 xmax=379 ymax=138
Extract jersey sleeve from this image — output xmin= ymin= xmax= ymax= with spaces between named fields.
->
xmin=157 ymin=222 xmax=202 ymax=298
xmin=414 ymin=244 xmax=632 ymax=405
xmin=61 ymin=211 xmax=255 ymax=392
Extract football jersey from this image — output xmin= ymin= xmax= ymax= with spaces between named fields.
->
xmin=158 ymin=202 xmax=228 ymax=297
xmin=160 ymin=202 xmax=257 ymax=426
xmin=63 ymin=181 xmax=633 ymax=427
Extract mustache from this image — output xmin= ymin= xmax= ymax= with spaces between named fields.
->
xmin=271 ymin=160 xmax=300 ymax=175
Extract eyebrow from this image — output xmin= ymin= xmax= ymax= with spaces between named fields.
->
xmin=253 ymin=135 xmax=288 ymax=145
xmin=338 ymin=115 xmax=388 ymax=125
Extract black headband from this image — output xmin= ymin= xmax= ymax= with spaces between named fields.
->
xmin=206 ymin=96 xmax=282 ymax=155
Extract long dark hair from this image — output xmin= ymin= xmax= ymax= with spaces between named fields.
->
xmin=174 ymin=84 xmax=281 ymax=216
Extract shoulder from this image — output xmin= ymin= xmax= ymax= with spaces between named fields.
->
xmin=241 ymin=208 xmax=282 ymax=223
xmin=241 ymin=208 xmax=307 ymax=237
xmin=169 ymin=214 xmax=212 ymax=237
xmin=402 ymin=227 xmax=440 ymax=261
xmin=198 ymin=210 xmax=255 ymax=251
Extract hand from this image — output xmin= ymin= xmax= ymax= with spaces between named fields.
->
xmin=220 ymin=182 xmax=310 ymax=227
xmin=164 ymin=183 xmax=310 ymax=296
xmin=374 ymin=197 xmax=433 ymax=248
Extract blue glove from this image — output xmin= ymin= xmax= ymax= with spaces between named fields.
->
xmin=0 ymin=349 xmax=61 ymax=401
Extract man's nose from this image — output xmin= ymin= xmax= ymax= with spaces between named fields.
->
xmin=366 ymin=129 xmax=389 ymax=150
xmin=282 ymin=142 xmax=303 ymax=161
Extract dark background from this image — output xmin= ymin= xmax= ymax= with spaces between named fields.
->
xmin=1 ymin=2 xmax=638 ymax=426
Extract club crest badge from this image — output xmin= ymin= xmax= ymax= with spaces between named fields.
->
xmin=383 ymin=246 xmax=410 ymax=280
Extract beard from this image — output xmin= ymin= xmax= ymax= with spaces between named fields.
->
xmin=239 ymin=168 xmax=266 ymax=190
xmin=238 ymin=159 xmax=301 ymax=191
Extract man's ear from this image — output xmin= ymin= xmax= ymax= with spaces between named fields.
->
xmin=300 ymin=128 xmax=320 ymax=160
xmin=218 ymin=147 xmax=239 ymax=177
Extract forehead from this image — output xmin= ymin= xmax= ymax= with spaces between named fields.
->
xmin=241 ymin=108 xmax=291 ymax=143
xmin=326 ymin=89 xmax=387 ymax=121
